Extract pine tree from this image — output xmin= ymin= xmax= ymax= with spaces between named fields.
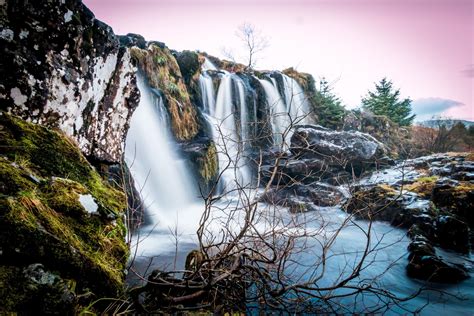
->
xmin=312 ymin=78 xmax=346 ymax=129
xmin=361 ymin=78 xmax=415 ymax=126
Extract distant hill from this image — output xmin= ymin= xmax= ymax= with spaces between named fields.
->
xmin=416 ymin=119 xmax=474 ymax=129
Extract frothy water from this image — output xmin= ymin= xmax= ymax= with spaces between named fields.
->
xmin=259 ymin=74 xmax=312 ymax=147
xmin=125 ymin=73 xmax=203 ymax=258
xmin=199 ymin=63 xmax=252 ymax=194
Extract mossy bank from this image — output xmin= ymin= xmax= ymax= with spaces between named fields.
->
xmin=0 ymin=113 xmax=129 ymax=314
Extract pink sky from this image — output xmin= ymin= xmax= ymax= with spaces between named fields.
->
xmin=84 ymin=0 xmax=473 ymax=121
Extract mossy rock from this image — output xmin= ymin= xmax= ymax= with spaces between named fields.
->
xmin=0 ymin=113 xmax=129 ymax=313
xmin=404 ymin=176 xmax=439 ymax=198
xmin=432 ymin=180 xmax=474 ymax=227
xmin=131 ymin=45 xmax=200 ymax=141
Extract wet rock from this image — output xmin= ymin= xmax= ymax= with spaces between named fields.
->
xmin=290 ymin=125 xmax=387 ymax=175
xmin=435 ymin=216 xmax=470 ymax=253
xmin=180 ymin=137 xmax=218 ymax=196
xmin=261 ymin=182 xmax=346 ymax=211
xmin=432 ymin=178 xmax=474 ymax=227
xmin=344 ymin=185 xmax=405 ymax=223
xmin=406 ymin=242 xmax=469 ymax=283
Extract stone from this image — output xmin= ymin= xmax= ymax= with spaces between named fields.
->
xmin=290 ymin=125 xmax=387 ymax=175
xmin=1 ymin=0 xmax=140 ymax=163
xmin=435 ymin=216 xmax=470 ymax=253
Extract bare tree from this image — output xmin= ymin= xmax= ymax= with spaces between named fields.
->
xmin=223 ymin=23 xmax=269 ymax=70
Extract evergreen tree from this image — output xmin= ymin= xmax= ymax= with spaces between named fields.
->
xmin=312 ymin=77 xmax=346 ymax=129
xmin=361 ymin=78 xmax=415 ymax=126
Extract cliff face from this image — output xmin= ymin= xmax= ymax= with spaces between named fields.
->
xmin=0 ymin=0 xmax=139 ymax=163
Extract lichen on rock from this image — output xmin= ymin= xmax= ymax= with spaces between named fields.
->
xmin=0 ymin=0 xmax=140 ymax=163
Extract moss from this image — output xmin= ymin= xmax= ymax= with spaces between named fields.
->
xmin=405 ymin=176 xmax=439 ymax=198
xmin=377 ymin=184 xmax=399 ymax=196
xmin=0 ymin=113 xmax=129 ymax=311
xmin=198 ymin=142 xmax=218 ymax=182
xmin=131 ymin=45 xmax=199 ymax=141
xmin=0 ymin=158 xmax=37 ymax=196
xmin=282 ymin=67 xmax=315 ymax=94
xmin=0 ymin=266 xmax=26 ymax=312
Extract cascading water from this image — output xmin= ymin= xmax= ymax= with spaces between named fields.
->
xmin=199 ymin=60 xmax=252 ymax=194
xmin=125 ymin=73 xmax=202 ymax=257
xmin=259 ymin=74 xmax=312 ymax=147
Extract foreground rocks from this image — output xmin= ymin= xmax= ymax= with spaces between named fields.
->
xmin=0 ymin=114 xmax=129 ymax=313
xmin=259 ymin=125 xmax=389 ymax=212
xmin=345 ymin=153 xmax=473 ymax=283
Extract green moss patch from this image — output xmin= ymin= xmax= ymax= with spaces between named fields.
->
xmin=0 ymin=113 xmax=129 ymax=313
xmin=405 ymin=176 xmax=439 ymax=198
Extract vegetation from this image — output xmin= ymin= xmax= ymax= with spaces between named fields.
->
xmin=131 ymin=44 xmax=200 ymax=141
xmin=410 ymin=121 xmax=474 ymax=155
xmin=222 ymin=23 xmax=269 ymax=70
xmin=0 ymin=113 xmax=128 ymax=313
xmin=311 ymin=77 xmax=347 ymax=129
xmin=362 ymin=78 xmax=415 ymax=126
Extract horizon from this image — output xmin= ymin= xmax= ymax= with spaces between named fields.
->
xmin=83 ymin=0 xmax=473 ymax=121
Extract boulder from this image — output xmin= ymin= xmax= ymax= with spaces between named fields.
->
xmin=261 ymin=182 xmax=346 ymax=211
xmin=1 ymin=0 xmax=140 ymax=163
xmin=435 ymin=216 xmax=470 ymax=253
xmin=407 ymin=240 xmax=469 ymax=283
xmin=290 ymin=125 xmax=388 ymax=174
xmin=0 ymin=114 xmax=129 ymax=313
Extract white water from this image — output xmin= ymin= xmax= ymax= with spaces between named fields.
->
xmin=259 ymin=74 xmax=312 ymax=147
xmin=125 ymin=73 xmax=203 ymax=256
xmin=199 ymin=61 xmax=252 ymax=194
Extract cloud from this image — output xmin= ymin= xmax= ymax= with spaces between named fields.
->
xmin=412 ymin=97 xmax=464 ymax=121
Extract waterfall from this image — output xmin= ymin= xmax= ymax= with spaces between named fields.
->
xmin=125 ymin=73 xmax=202 ymax=253
xmin=259 ymin=74 xmax=312 ymax=147
xmin=259 ymin=78 xmax=291 ymax=146
xmin=281 ymin=74 xmax=312 ymax=124
xmin=199 ymin=59 xmax=252 ymax=194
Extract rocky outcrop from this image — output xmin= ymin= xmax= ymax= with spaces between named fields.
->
xmin=0 ymin=113 xmax=129 ymax=313
xmin=343 ymin=111 xmax=411 ymax=159
xmin=130 ymin=44 xmax=200 ymax=141
xmin=180 ymin=137 xmax=219 ymax=195
xmin=345 ymin=153 xmax=473 ymax=283
xmin=1 ymin=0 xmax=140 ymax=163
xmin=290 ymin=125 xmax=387 ymax=164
